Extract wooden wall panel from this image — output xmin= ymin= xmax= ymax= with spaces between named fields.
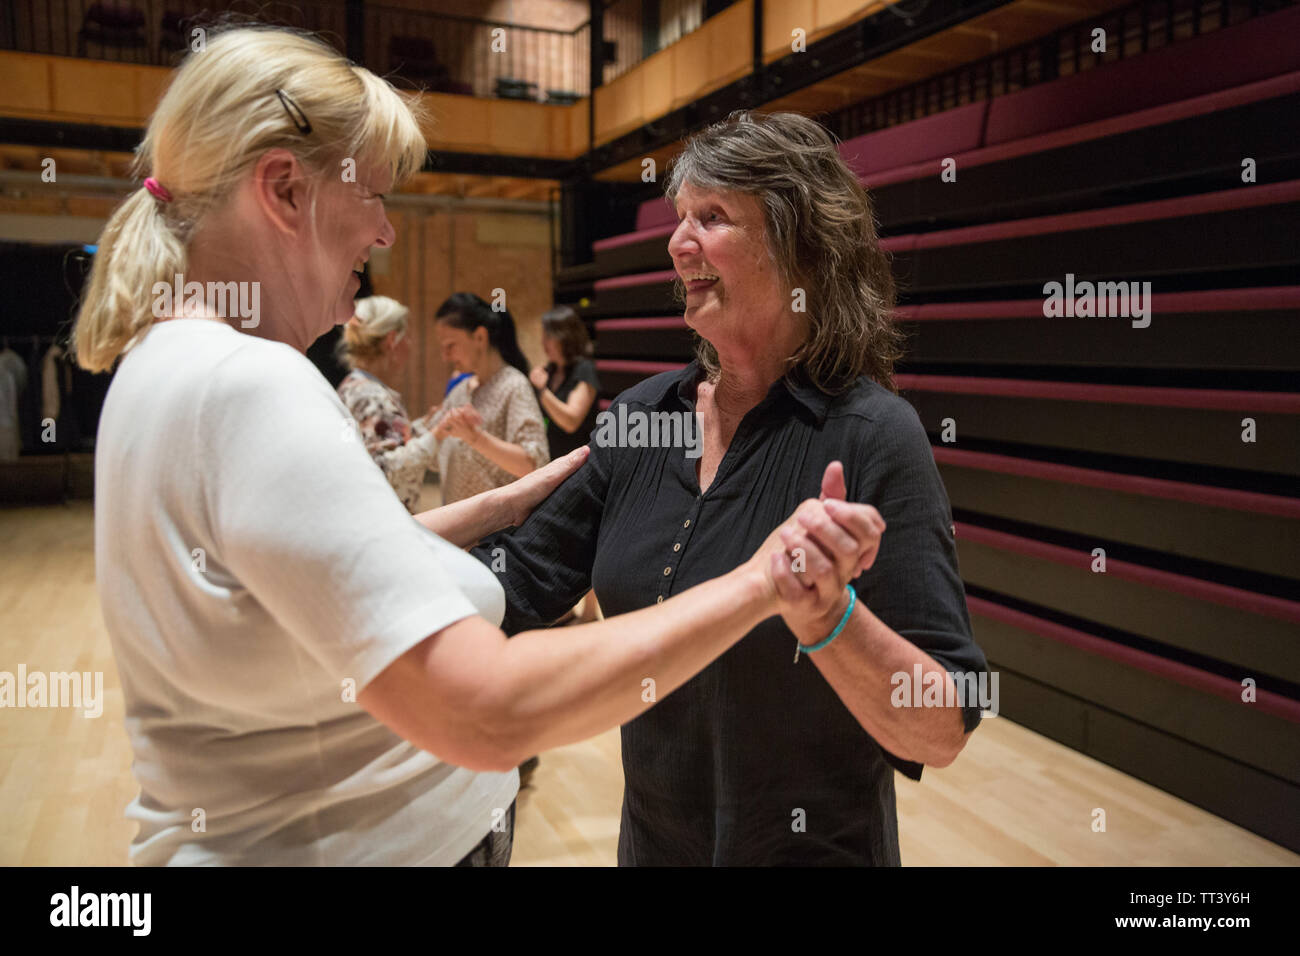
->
xmin=764 ymin=0 xmax=817 ymax=57
xmin=0 ymin=52 xmax=53 ymax=114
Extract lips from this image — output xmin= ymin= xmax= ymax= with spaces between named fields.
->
xmin=682 ymin=271 xmax=719 ymax=293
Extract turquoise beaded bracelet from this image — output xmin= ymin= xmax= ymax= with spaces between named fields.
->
xmin=794 ymin=584 xmax=857 ymax=660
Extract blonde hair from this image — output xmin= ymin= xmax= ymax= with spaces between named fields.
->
xmin=337 ymin=295 xmax=410 ymax=368
xmin=73 ymin=25 xmax=428 ymax=372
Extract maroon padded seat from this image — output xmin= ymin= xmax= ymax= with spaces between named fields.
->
xmin=593 ymin=268 xmax=676 ymax=292
xmin=907 ymin=178 xmax=1300 ymax=251
xmin=966 ymin=595 xmax=1300 ymax=724
xmin=983 ymin=5 xmax=1300 ymax=145
xmin=896 ymin=375 xmax=1300 ymax=414
xmin=593 ymin=222 xmax=674 ymax=253
xmin=893 ymin=286 xmax=1300 ymax=321
xmin=840 ymin=100 xmax=989 ymax=179
xmin=635 ymin=198 xmax=676 ymax=232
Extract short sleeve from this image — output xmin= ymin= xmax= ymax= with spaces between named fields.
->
xmin=573 ymin=358 xmax=600 ymax=391
xmin=199 ymin=346 xmax=485 ymax=690
xmin=470 ymin=424 xmax=612 ymax=632
xmin=850 ymin=396 xmax=988 ymax=778
xmin=505 ymin=373 xmax=550 ymax=469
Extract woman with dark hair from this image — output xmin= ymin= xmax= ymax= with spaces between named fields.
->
xmin=430 ymin=292 xmax=549 ymax=505
xmin=529 ymin=306 xmax=601 ymax=460
xmin=529 ymin=306 xmax=602 ymax=623
xmin=473 ymin=111 xmax=988 ymax=866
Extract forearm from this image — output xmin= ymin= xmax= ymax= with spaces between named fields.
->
xmin=792 ymin=603 xmax=968 ymax=766
xmin=372 ymin=430 xmax=438 ymax=477
xmin=413 ymin=487 xmax=512 ymax=549
xmin=469 ymin=431 xmax=538 ymax=477
xmin=491 ymin=566 xmax=773 ymax=759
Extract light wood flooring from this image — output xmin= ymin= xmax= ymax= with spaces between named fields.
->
xmin=1 ymin=499 xmax=1295 ymax=866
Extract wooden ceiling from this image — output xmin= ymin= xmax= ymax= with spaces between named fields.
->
xmin=763 ymin=0 xmax=1130 ymax=116
xmin=1 ymin=0 xmax=1132 ymax=196
xmin=596 ymin=0 xmax=1132 ymax=181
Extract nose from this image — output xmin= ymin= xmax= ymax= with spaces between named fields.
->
xmin=375 ymin=212 xmax=396 ymax=248
xmin=667 ymin=218 xmax=698 ymax=261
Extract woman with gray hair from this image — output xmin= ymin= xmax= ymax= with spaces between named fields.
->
xmin=337 ymin=295 xmax=441 ymax=513
xmin=474 ymin=110 xmax=989 ymax=866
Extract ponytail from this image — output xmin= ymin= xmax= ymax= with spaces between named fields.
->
xmin=435 ymin=292 xmax=530 ymax=377
xmin=71 ymin=25 xmax=428 ymax=373
xmin=73 ymin=188 xmax=188 ymax=372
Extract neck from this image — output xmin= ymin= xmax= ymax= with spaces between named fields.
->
xmin=184 ymin=221 xmax=297 ymax=348
xmin=352 ymin=357 xmax=390 ymax=381
xmin=707 ymin=344 xmax=794 ymax=417
xmin=475 ymin=349 xmax=505 ymax=381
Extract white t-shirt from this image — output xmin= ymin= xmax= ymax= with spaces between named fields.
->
xmin=94 ymin=319 xmax=517 ymax=866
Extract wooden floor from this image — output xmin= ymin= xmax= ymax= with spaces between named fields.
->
xmin=2 ymin=498 xmax=1296 ymax=867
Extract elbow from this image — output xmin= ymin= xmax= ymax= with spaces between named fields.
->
xmin=925 ymin=723 xmax=973 ymax=769
xmin=460 ymin=678 xmax=539 ymax=771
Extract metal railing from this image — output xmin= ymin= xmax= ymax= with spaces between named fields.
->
xmin=366 ymin=4 xmax=589 ymax=100
xmin=0 ymin=0 xmax=589 ymax=101
xmin=601 ymin=0 xmax=707 ymax=84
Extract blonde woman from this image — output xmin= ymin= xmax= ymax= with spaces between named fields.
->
xmin=336 ymin=295 xmax=439 ymax=513
xmin=73 ymin=27 xmax=884 ymax=866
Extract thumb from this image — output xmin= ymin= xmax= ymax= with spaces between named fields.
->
xmin=820 ymin=460 xmax=847 ymax=501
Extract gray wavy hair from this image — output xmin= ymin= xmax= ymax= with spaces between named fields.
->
xmin=664 ymin=110 xmax=902 ymax=395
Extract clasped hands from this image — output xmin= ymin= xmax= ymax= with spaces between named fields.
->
xmin=433 ymin=404 xmax=485 ymax=445
xmin=747 ymin=461 xmax=886 ymax=638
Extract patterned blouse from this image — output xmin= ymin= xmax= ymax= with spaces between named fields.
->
xmin=433 ymin=364 xmax=549 ymax=505
xmin=337 ymin=369 xmax=439 ymax=514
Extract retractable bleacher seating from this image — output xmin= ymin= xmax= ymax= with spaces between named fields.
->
xmin=563 ymin=5 xmax=1300 ymax=850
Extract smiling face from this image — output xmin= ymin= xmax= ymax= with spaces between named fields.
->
xmin=668 ymin=181 xmax=790 ymax=355
xmin=310 ymin=159 xmax=396 ymax=338
xmin=436 ymin=321 xmax=489 ymax=376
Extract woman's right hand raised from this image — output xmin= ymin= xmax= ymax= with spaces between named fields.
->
xmin=745 ymin=461 xmax=885 ymax=627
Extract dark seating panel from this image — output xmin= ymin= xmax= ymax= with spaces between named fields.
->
xmin=975 ymin=613 xmax=1300 ymax=852
xmin=896 ymin=287 xmax=1300 ymax=372
xmin=935 ymin=447 xmax=1300 ymax=581
xmin=593 ymin=224 xmax=674 ymax=275
xmin=594 ymin=317 xmax=693 ymax=361
xmin=970 ymin=594 xmax=1299 ymax=775
xmin=956 ymin=521 xmax=1300 ymax=683
xmin=901 ymin=182 xmax=1300 ymax=294
xmin=900 ymin=376 xmax=1300 ymax=476
xmin=873 ymin=77 xmax=1300 ymax=232
xmin=592 ymin=270 xmax=678 ymax=317
xmin=594 ymin=359 xmax=685 ymax=397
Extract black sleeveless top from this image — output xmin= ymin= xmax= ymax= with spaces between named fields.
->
xmin=543 ymin=357 xmax=600 ymax=458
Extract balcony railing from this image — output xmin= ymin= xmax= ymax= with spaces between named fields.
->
xmin=0 ymin=0 xmax=593 ymax=102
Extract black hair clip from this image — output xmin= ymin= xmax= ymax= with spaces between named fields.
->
xmin=275 ymin=89 xmax=312 ymax=135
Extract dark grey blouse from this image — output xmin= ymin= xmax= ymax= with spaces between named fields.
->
xmin=471 ymin=360 xmax=987 ymax=865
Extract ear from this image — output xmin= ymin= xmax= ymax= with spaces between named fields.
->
xmin=251 ymin=148 xmax=308 ymax=236
xmin=474 ymin=326 xmax=490 ymax=348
